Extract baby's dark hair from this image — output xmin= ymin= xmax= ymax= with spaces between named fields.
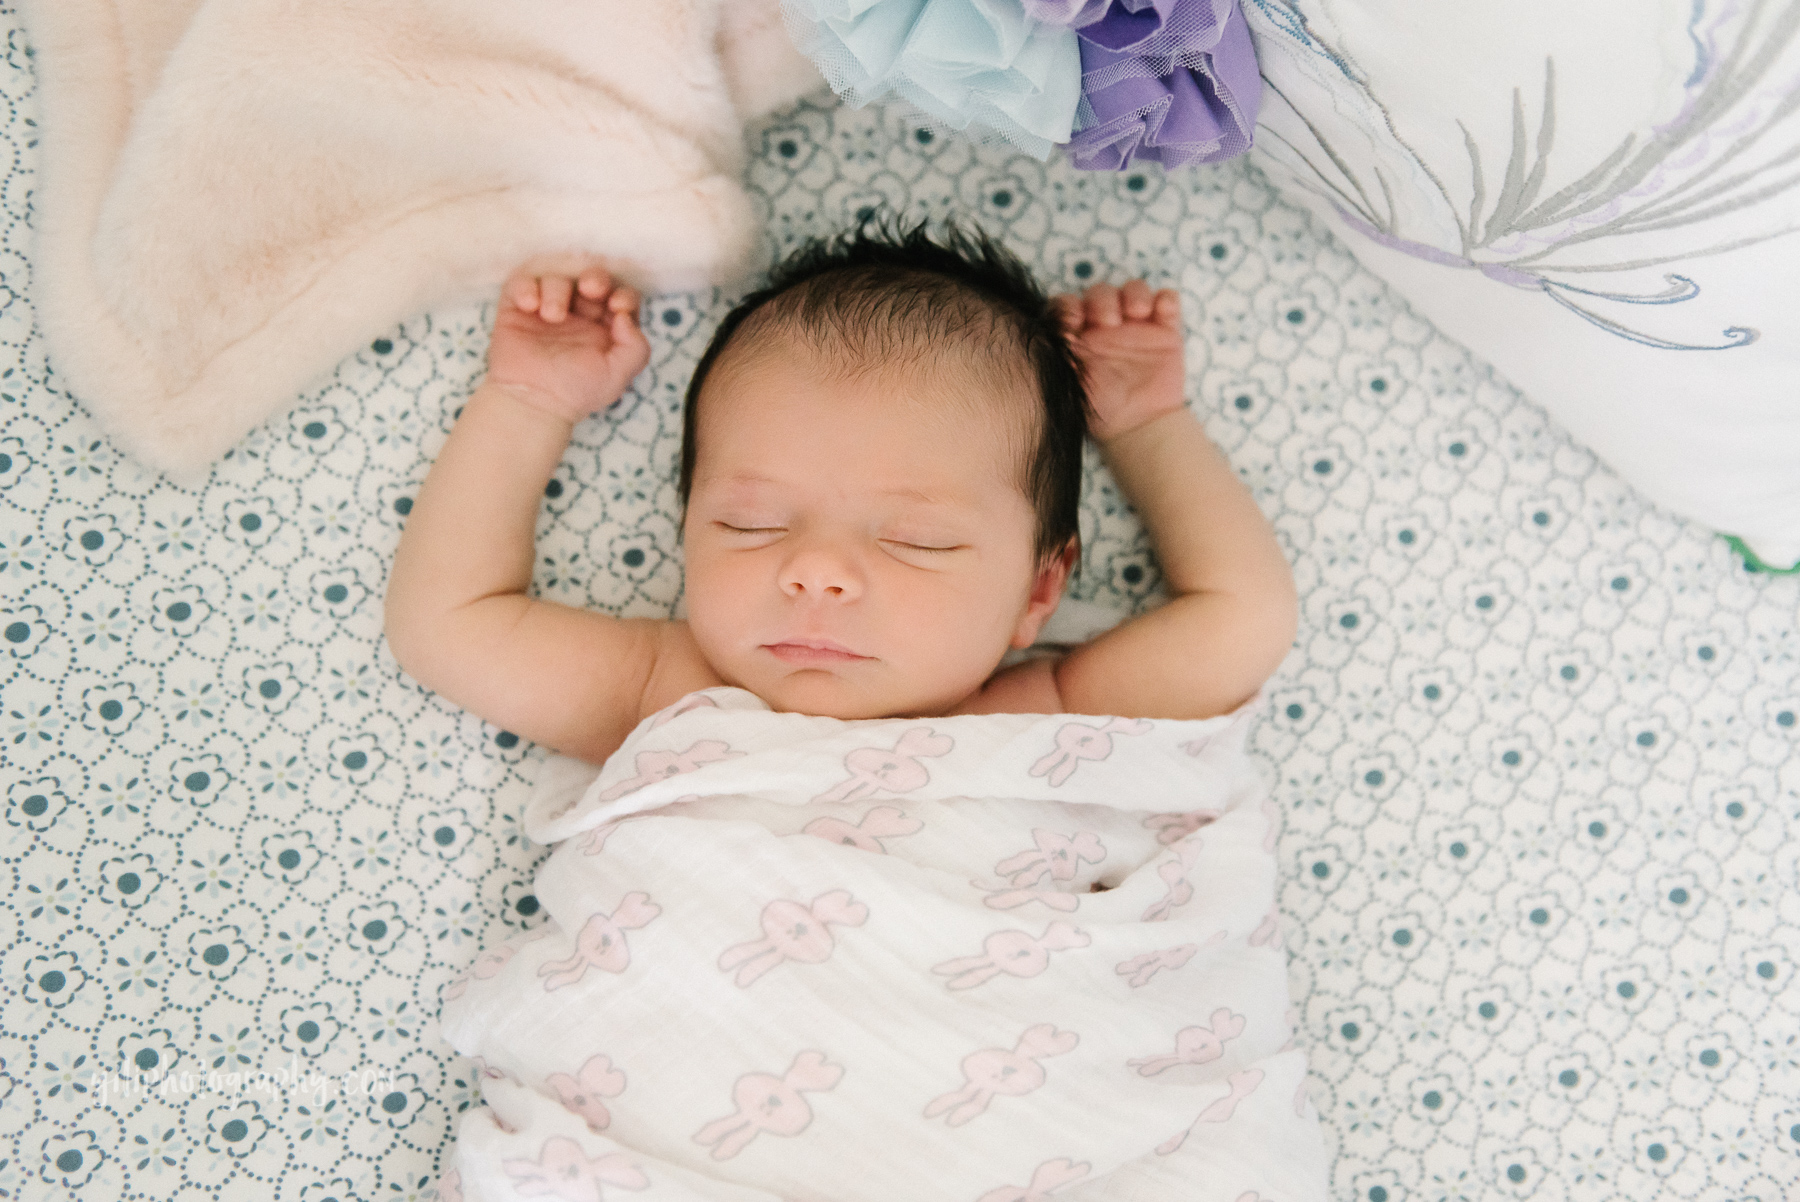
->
xmin=678 ymin=217 xmax=1090 ymax=564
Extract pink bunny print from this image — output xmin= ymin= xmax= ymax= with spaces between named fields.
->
xmin=801 ymin=805 xmax=924 ymax=853
xmin=691 ymin=1050 xmax=843 ymax=1160
xmin=975 ymin=881 xmax=1082 ymax=913
xmin=1177 ymin=733 xmax=1215 ymax=757
xmin=813 ymin=727 xmax=955 ymax=802
xmin=1191 ymin=1065 xmax=1265 ymax=1122
xmin=473 ymin=943 xmax=519 ymax=977
xmin=443 ymin=941 xmax=519 ymax=999
xmin=1248 ymin=908 xmax=1283 ymax=949
xmin=1155 ymin=1069 xmax=1266 ymax=1156
xmin=932 ymin=922 xmax=1091 ymax=991
xmin=1140 ymin=859 xmax=1196 ymax=922
xmin=503 ymin=1137 xmax=648 ymax=1200
xmin=647 ymin=692 xmax=719 ymax=728
xmin=1114 ymin=943 xmax=1199 ymax=988
xmin=1029 ymin=718 xmax=1152 ymax=787
xmin=1143 ymin=810 xmax=1218 ymax=845
xmin=1279 ymin=1006 xmax=1300 ymax=1054
xmin=924 ymin=1024 xmax=1079 ymax=1127
xmin=595 ymin=740 xmax=739 ymax=802
xmin=1141 ymin=839 xmax=1205 ymax=922
xmin=976 ymin=1158 xmax=1092 ymax=1202
xmin=995 ymin=829 xmax=1107 ymax=888
xmin=547 ymin=1054 xmax=627 ymax=1133
xmin=436 ymin=1168 xmax=465 ymax=1202
xmin=1128 ymin=1009 xmax=1246 ymax=1076
xmin=579 ymin=820 xmax=621 ymax=857
xmin=716 ymin=891 xmax=870 ymax=987
xmin=471 ymin=1055 xmax=512 ymax=1084
xmin=539 ymin=894 xmax=661 ymax=991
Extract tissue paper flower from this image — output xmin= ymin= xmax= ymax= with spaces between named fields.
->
xmin=783 ymin=0 xmax=1083 ymax=159
xmin=1062 ymin=0 xmax=1262 ymax=171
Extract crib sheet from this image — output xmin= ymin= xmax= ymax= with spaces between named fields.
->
xmin=0 ymin=5 xmax=1795 ymax=1199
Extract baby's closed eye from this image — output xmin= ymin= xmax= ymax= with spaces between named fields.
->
xmin=879 ymin=537 xmax=971 ymax=569
xmin=711 ymin=522 xmax=788 ymax=549
xmin=881 ymin=539 xmax=962 ymax=553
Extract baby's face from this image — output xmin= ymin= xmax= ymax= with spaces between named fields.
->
xmin=682 ymin=343 xmax=1063 ymax=720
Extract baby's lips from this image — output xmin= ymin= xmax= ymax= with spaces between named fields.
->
xmin=772 ymin=636 xmax=862 ymax=654
xmin=764 ymin=640 xmax=872 ymax=666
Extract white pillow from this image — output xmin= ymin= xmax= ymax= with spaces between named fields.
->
xmin=1244 ymin=0 xmax=1800 ymax=569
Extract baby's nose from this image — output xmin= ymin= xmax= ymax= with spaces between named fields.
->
xmin=779 ymin=539 xmax=863 ymax=600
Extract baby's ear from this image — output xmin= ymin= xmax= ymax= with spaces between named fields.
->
xmin=1009 ymin=539 xmax=1077 ymax=650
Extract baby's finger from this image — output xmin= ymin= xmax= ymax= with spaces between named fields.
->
xmin=610 ymin=305 xmax=649 ymax=351
xmin=608 ymin=286 xmax=642 ymax=317
xmin=571 ymin=290 xmax=610 ymax=322
xmin=1153 ymin=288 xmax=1182 ymax=327
xmin=1121 ymin=279 xmax=1155 ymax=320
xmin=539 ymin=276 xmax=574 ymax=323
xmin=577 ymin=267 xmax=612 ymax=300
xmin=1050 ymin=294 xmax=1084 ymax=332
xmin=1085 ymin=283 xmax=1123 ymax=327
xmin=505 ymin=275 xmax=541 ymax=314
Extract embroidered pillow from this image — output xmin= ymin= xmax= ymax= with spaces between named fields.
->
xmin=1245 ymin=0 xmax=1800 ymax=569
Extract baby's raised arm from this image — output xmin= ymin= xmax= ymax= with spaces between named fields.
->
xmin=384 ymin=261 xmax=715 ymax=764
xmin=1031 ymin=281 xmax=1296 ymax=720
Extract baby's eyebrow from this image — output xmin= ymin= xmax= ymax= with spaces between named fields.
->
xmin=699 ymin=473 xmax=974 ymax=511
xmin=692 ymin=471 xmax=778 ymax=494
xmin=878 ymin=486 xmax=952 ymax=505
xmin=879 ymin=487 xmax=992 ymax=517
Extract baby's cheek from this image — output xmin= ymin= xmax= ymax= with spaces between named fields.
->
xmin=682 ymin=567 xmax=751 ymax=664
xmin=925 ymin=587 xmax=1020 ymax=684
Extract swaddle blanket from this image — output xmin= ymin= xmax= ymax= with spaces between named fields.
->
xmin=437 ymin=688 xmax=1329 ymax=1201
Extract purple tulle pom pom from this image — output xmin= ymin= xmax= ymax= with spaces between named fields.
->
xmin=1062 ymin=0 xmax=1262 ymax=171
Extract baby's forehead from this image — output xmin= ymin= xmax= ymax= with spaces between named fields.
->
xmin=714 ymin=323 xmax=1038 ymax=426
xmin=735 ymin=347 xmax=1030 ymax=457
xmin=695 ymin=336 xmax=1039 ymax=493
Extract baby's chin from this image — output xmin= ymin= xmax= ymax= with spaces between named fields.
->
xmin=734 ymin=665 xmax=975 ymax=721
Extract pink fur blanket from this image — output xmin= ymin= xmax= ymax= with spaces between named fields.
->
xmin=20 ymin=0 xmax=821 ymax=475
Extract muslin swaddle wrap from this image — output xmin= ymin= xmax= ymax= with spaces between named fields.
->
xmin=437 ymin=687 xmax=1329 ymax=1201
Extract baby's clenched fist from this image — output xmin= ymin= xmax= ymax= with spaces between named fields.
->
xmin=1055 ymin=280 xmax=1187 ymax=444
xmin=487 ymin=258 xmax=651 ymax=426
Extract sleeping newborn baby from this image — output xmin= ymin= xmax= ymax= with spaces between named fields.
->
xmin=386 ymin=222 xmax=1327 ymax=1201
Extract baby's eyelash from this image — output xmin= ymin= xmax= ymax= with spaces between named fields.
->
xmin=714 ymin=523 xmax=959 ymax=552
xmin=886 ymin=540 xmax=962 ymax=553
